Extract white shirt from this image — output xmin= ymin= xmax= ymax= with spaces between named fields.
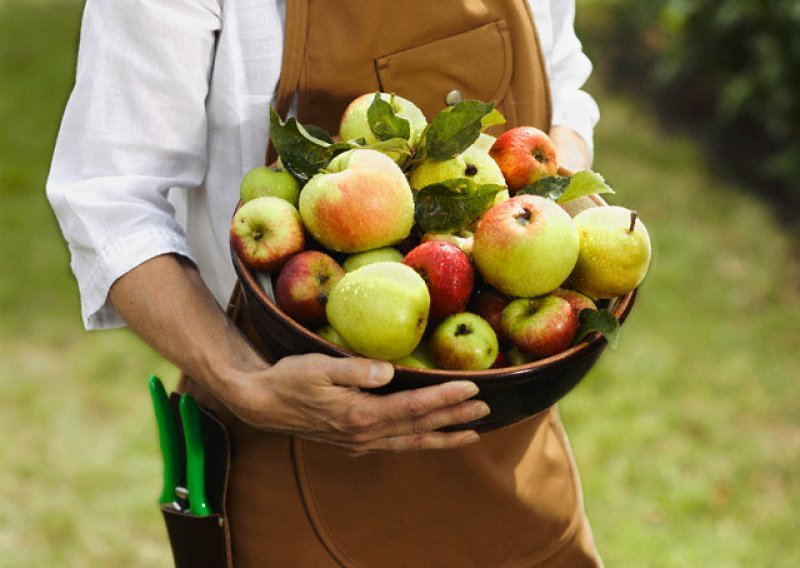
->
xmin=47 ymin=0 xmax=600 ymax=330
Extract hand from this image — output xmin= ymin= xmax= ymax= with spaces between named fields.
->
xmin=549 ymin=125 xmax=592 ymax=172
xmin=224 ymin=353 xmax=489 ymax=455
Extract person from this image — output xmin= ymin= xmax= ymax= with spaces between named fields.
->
xmin=47 ymin=0 xmax=601 ymax=565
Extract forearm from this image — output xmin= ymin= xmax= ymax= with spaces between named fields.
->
xmin=108 ymin=253 xmax=265 ymax=403
xmin=550 ymin=125 xmax=592 ymax=172
xmin=107 ymin=253 xmax=486 ymax=453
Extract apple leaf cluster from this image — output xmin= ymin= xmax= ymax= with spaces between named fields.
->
xmin=520 ymin=169 xmax=615 ymax=203
xmin=414 ymin=179 xmax=504 ymax=233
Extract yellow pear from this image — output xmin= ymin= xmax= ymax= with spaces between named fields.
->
xmin=569 ymin=206 xmax=651 ymax=299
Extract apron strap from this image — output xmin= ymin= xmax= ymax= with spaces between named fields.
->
xmin=266 ymin=0 xmax=310 ymax=165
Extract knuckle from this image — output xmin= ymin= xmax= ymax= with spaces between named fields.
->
xmin=343 ymin=408 xmax=380 ymax=432
xmin=404 ymin=395 xmax=429 ymax=418
xmin=405 ymin=434 xmax=426 ymax=453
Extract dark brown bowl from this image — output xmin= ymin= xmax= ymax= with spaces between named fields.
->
xmin=231 ymin=197 xmax=637 ymax=432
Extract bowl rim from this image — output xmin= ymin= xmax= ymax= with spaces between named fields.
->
xmin=231 ymin=194 xmax=638 ymax=383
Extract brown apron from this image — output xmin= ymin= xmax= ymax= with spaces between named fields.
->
xmin=181 ymin=1 xmax=602 ymax=566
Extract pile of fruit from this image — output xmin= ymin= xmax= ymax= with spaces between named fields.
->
xmin=230 ymin=93 xmax=651 ymax=371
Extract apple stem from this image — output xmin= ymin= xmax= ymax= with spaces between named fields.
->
xmin=629 ymin=210 xmax=638 ymax=233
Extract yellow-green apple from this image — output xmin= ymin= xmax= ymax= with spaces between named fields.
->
xmin=240 ymin=165 xmax=301 ymax=207
xmin=314 ymin=324 xmax=352 ymax=350
xmin=550 ymin=287 xmax=597 ymax=318
xmin=501 ymin=296 xmax=578 ymax=358
xmin=569 ymin=206 xmax=652 ymax=299
xmin=299 ymin=149 xmax=415 ymax=253
xmin=403 ymin=241 xmax=474 ymax=319
xmin=472 ymin=194 xmax=579 ymax=297
xmin=275 ymin=251 xmax=345 ymax=327
xmin=409 ymin=144 xmax=506 ymax=191
xmin=468 ymin=287 xmax=512 ymax=343
xmin=429 ymin=312 xmax=499 ymax=371
xmin=393 ymin=343 xmax=437 ymax=369
xmin=230 ymin=196 xmax=305 ymax=272
xmin=339 ymin=92 xmax=428 ymax=149
xmin=489 ymin=127 xmax=558 ymax=192
xmin=342 ymin=246 xmax=404 ymax=272
xmin=421 ymin=230 xmax=474 ymax=259
xmin=326 ymin=262 xmax=430 ymax=360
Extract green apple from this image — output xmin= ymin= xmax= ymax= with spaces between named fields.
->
xmin=429 ymin=312 xmax=499 ymax=371
xmin=314 ymin=324 xmax=352 ymax=350
xmin=299 ymin=149 xmax=415 ymax=253
xmin=240 ymin=165 xmax=301 ymax=207
xmin=339 ymin=92 xmax=428 ymax=149
xmin=409 ymin=144 xmax=506 ymax=191
xmin=342 ymin=246 xmax=404 ymax=272
xmin=393 ymin=343 xmax=437 ymax=369
xmin=569 ymin=206 xmax=652 ymax=299
xmin=472 ymin=194 xmax=580 ymax=297
xmin=326 ymin=262 xmax=430 ymax=360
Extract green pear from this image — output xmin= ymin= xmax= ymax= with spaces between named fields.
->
xmin=240 ymin=165 xmax=301 ymax=207
xmin=569 ymin=206 xmax=652 ymax=299
xmin=342 ymin=247 xmax=404 ymax=272
xmin=314 ymin=324 xmax=352 ymax=350
xmin=326 ymin=262 xmax=430 ymax=360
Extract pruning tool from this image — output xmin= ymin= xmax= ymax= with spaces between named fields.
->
xmin=148 ymin=375 xmax=212 ymax=516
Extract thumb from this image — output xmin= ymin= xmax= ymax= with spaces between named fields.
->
xmin=325 ymin=357 xmax=395 ymax=389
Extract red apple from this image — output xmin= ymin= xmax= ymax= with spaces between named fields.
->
xmin=550 ymin=287 xmax=597 ymax=318
xmin=275 ymin=251 xmax=345 ymax=327
xmin=468 ymin=287 xmax=512 ymax=343
xmin=230 ymin=196 xmax=305 ymax=272
xmin=489 ymin=126 xmax=558 ymax=191
xmin=501 ymin=296 xmax=578 ymax=358
xmin=403 ymin=241 xmax=474 ymax=319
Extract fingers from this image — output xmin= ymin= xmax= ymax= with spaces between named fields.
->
xmin=313 ymin=355 xmax=395 ymax=389
xmin=348 ymin=429 xmax=482 ymax=456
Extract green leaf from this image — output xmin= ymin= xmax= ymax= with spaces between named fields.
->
xmin=480 ymin=108 xmax=506 ymax=129
xmin=414 ymin=178 xmax=503 ymax=233
xmin=302 ymin=123 xmax=335 ymax=144
xmin=367 ymin=93 xmax=412 ymax=142
xmin=518 ymin=175 xmax=571 ymax=201
xmin=518 ymin=170 xmax=616 ymax=203
xmin=574 ymin=308 xmax=621 ymax=349
xmin=269 ymin=107 xmax=334 ymax=183
xmin=557 ymin=170 xmax=615 ymax=203
xmin=424 ymin=100 xmax=497 ymax=160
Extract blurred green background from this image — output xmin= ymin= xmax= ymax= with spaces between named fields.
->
xmin=1 ymin=0 xmax=798 ymax=565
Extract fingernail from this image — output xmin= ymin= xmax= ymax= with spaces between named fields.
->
xmin=454 ymin=381 xmax=479 ymax=398
xmin=368 ymin=361 xmax=394 ymax=386
xmin=462 ymin=431 xmax=481 ymax=444
xmin=470 ymin=401 xmax=491 ymax=419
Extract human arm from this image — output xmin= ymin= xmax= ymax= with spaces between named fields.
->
xmin=47 ymin=0 xmax=486 ymax=454
xmin=108 ymin=254 xmax=486 ymax=453
xmin=539 ymin=0 xmax=600 ymax=170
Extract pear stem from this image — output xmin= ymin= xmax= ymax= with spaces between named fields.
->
xmin=628 ymin=210 xmax=638 ymax=233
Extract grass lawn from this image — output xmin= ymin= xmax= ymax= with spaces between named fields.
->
xmin=1 ymin=0 xmax=798 ymax=566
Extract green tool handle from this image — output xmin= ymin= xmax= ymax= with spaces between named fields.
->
xmin=148 ymin=375 xmax=181 ymax=506
xmin=180 ymin=394 xmax=212 ymax=516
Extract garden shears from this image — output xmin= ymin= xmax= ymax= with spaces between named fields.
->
xmin=148 ymin=375 xmax=212 ymax=516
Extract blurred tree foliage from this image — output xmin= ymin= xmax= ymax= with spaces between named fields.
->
xmin=578 ymin=0 xmax=800 ymax=205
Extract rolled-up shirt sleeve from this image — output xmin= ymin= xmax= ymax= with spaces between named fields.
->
xmin=46 ymin=0 xmax=221 ymax=329
xmin=545 ymin=0 xmax=600 ymax=156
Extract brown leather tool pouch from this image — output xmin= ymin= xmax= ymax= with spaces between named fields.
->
xmin=160 ymin=394 xmax=234 ymax=568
